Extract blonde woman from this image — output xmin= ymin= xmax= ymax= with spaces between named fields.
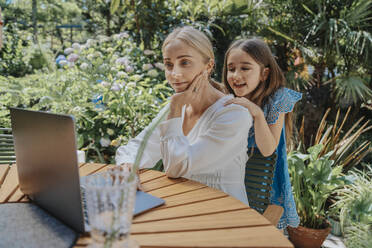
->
xmin=115 ymin=26 xmax=252 ymax=204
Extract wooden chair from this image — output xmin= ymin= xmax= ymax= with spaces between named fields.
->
xmin=245 ymin=150 xmax=284 ymax=226
xmin=0 ymin=128 xmax=16 ymax=165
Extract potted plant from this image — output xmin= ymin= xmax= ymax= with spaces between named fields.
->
xmin=287 ymin=144 xmax=346 ymax=248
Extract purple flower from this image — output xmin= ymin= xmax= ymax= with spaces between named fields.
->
xmin=67 ymin=53 xmax=79 ymax=63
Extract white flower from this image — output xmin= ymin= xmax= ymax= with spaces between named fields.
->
xmin=144 ymin=49 xmax=155 ymax=55
xmin=113 ymin=34 xmax=121 ymax=40
xmin=80 ymin=62 xmax=89 ymax=70
xmin=118 ymin=32 xmax=129 ymax=39
xmin=125 ymin=65 xmax=134 ymax=73
xmin=155 ymin=62 xmax=165 ymax=71
xmin=64 ymin=47 xmax=74 ymax=55
xmin=117 ymin=71 xmax=126 ymax=78
xmin=67 ymin=62 xmax=75 ymax=68
xmin=142 ymin=63 xmax=153 ymax=71
xmin=110 ymin=67 xmax=117 ymax=72
xmin=94 ymin=51 xmax=103 ymax=58
xmin=101 ymin=81 xmax=110 ymax=87
xmin=107 ymin=128 xmax=115 ymax=136
xmin=107 ymin=47 xmax=114 ymax=53
xmin=87 ymin=54 xmax=94 ymax=60
xmin=86 ymin=39 xmax=96 ymax=47
xmin=147 ymin=69 xmax=158 ymax=77
xmin=127 ymin=81 xmax=136 ymax=87
xmin=110 ymin=82 xmax=123 ymax=92
xmin=80 ymin=45 xmax=86 ymax=50
xmin=67 ymin=53 xmax=79 ymax=62
xmin=100 ymin=137 xmax=111 ymax=147
xmin=115 ymin=57 xmax=129 ymax=66
xmin=72 ymin=43 xmax=81 ymax=50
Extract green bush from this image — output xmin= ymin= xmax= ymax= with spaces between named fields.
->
xmin=0 ymin=32 xmax=172 ymax=163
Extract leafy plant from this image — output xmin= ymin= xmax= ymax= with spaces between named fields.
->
xmin=288 ymin=144 xmax=346 ymax=229
xmin=329 ymin=165 xmax=372 ymax=247
xmin=298 ymin=107 xmax=372 ymax=172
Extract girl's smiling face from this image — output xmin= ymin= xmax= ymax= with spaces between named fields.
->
xmin=163 ymin=39 xmax=208 ymax=93
xmin=226 ymin=48 xmax=268 ymax=98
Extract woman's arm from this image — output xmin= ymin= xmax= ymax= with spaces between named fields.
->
xmin=159 ymin=105 xmax=252 ymax=178
xmin=115 ymin=105 xmax=169 ymax=168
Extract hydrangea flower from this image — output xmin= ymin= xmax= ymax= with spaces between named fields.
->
xmin=148 ymin=69 xmax=158 ymax=77
xmin=118 ymin=32 xmax=129 ymax=39
xmin=100 ymin=137 xmax=111 ymax=147
xmin=115 ymin=57 xmax=129 ymax=66
xmin=155 ymin=62 xmax=165 ymax=70
xmin=72 ymin=43 xmax=81 ymax=50
xmin=117 ymin=71 xmax=126 ymax=78
xmin=67 ymin=53 xmax=79 ymax=63
xmin=125 ymin=65 xmax=134 ymax=73
xmin=80 ymin=62 xmax=89 ymax=70
xmin=142 ymin=63 xmax=153 ymax=71
xmin=64 ymin=47 xmax=74 ymax=55
xmin=144 ymin=49 xmax=155 ymax=55
xmin=110 ymin=82 xmax=123 ymax=92
xmin=101 ymin=81 xmax=110 ymax=87
xmin=59 ymin=60 xmax=68 ymax=67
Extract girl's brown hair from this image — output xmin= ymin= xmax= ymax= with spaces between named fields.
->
xmin=222 ymin=38 xmax=293 ymax=144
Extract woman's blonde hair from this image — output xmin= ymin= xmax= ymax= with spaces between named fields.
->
xmin=162 ymin=26 xmax=225 ymax=92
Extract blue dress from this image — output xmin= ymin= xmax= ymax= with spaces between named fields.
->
xmin=247 ymin=87 xmax=301 ymax=229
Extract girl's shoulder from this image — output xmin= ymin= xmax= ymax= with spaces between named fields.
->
xmin=263 ymin=87 xmax=302 ymax=125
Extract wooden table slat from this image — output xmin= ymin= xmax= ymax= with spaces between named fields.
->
xmin=139 ymin=170 xmax=166 ymax=183
xmin=8 ymin=186 xmax=24 ymax=202
xmin=0 ymin=165 xmax=19 ymax=203
xmin=133 ymin=196 xmax=249 ymax=223
xmin=79 ymin=163 xmax=108 ymax=177
xmin=0 ymin=164 xmax=10 ymax=187
xmin=131 ymin=208 xmax=270 ymax=234
xmin=131 ymin=225 xmax=293 ymax=248
xmin=142 ymin=176 xmax=187 ymax=192
xmin=148 ymin=180 xmax=207 ymax=198
xmin=154 ymin=186 xmax=227 ymax=209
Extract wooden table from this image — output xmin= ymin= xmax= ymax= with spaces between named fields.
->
xmin=0 ymin=163 xmax=293 ymax=248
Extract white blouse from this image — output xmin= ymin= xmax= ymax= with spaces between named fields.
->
xmin=115 ymin=95 xmax=253 ymax=204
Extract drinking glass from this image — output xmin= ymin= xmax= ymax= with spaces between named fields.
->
xmin=83 ymin=170 xmax=139 ymax=248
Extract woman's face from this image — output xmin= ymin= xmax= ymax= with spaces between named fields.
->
xmin=163 ymin=39 xmax=208 ymax=93
xmin=226 ymin=48 xmax=266 ymax=97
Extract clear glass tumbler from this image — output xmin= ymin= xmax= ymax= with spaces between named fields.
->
xmin=84 ymin=170 xmax=139 ymax=248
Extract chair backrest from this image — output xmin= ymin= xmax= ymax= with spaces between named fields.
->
xmin=245 ymin=150 xmax=277 ymax=214
xmin=0 ymin=128 xmax=16 ymax=164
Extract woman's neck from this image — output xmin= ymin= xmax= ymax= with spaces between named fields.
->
xmin=188 ymin=85 xmax=225 ymax=116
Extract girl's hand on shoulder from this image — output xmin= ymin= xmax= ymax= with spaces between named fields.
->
xmin=224 ymin=97 xmax=262 ymax=118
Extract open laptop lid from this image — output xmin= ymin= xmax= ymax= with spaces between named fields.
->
xmin=10 ymin=108 xmax=85 ymax=233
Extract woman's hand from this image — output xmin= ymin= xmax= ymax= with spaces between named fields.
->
xmin=168 ymin=71 xmax=208 ymax=119
xmin=224 ymin=97 xmax=263 ymax=118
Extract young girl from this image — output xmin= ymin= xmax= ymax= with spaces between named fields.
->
xmin=115 ymin=26 xmax=253 ymax=204
xmin=222 ymin=38 xmax=301 ymax=229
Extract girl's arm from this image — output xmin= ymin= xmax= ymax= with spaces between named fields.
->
xmin=224 ymin=97 xmax=283 ymax=156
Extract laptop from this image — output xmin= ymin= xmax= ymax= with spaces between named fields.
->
xmin=10 ymin=107 xmax=165 ymax=234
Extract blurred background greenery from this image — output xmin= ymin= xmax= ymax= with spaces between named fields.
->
xmin=0 ymin=1 xmax=371 ymax=245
